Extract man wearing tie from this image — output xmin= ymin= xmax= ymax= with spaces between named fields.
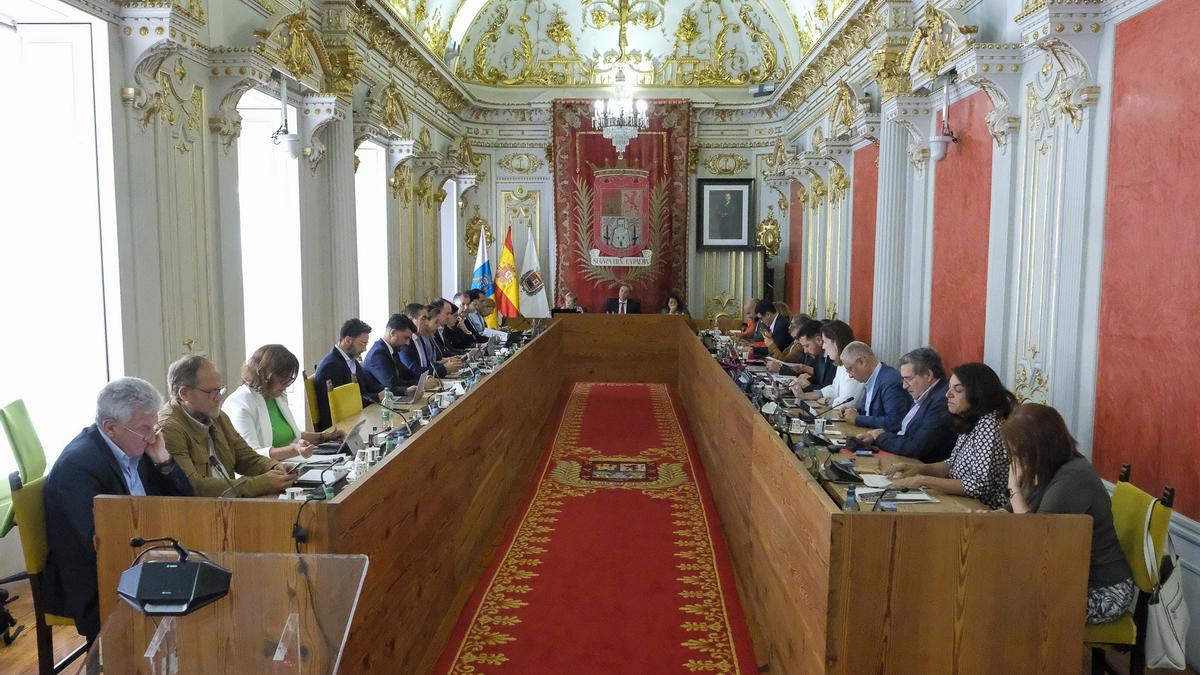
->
xmin=363 ymin=313 xmax=426 ymax=395
xmin=603 ymin=284 xmax=641 ymax=314
xmin=400 ymin=303 xmax=462 ymax=377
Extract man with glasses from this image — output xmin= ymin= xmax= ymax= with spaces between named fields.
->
xmin=854 ymin=347 xmax=956 ymax=461
xmin=44 ymin=377 xmax=194 ymax=639
xmin=837 ymin=341 xmax=910 ymax=432
xmin=159 ymin=354 xmax=294 ymax=497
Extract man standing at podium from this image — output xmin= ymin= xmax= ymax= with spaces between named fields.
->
xmin=603 ymin=284 xmax=641 ymax=314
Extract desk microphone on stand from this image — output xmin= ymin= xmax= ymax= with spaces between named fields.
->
xmin=119 ymin=536 xmax=231 ymax=617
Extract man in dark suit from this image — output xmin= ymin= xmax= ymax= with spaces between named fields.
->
xmin=856 ymin=347 xmax=956 ymax=462
xmin=602 ymin=284 xmax=641 ymax=314
xmin=751 ymin=299 xmax=793 ymax=357
xmin=313 ymin=318 xmax=385 ymax=430
xmin=839 ymin=341 xmax=911 ymax=432
xmin=456 ymin=291 xmax=490 ymax=344
xmin=399 ymin=303 xmax=462 ymax=378
xmin=428 ymin=299 xmax=469 ymax=356
xmin=769 ymin=319 xmax=833 ymax=391
xmin=44 ymin=378 xmax=194 ymax=639
xmin=362 ymin=313 xmax=423 ymax=395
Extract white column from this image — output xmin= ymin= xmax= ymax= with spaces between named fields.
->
xmin=326 ymin=115 xmax=359 ymax=322
xmin=870 ymin=115 xmax=909 ymax=364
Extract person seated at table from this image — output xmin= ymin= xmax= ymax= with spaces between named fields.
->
xmin=733 ymin=298 xmax=763 ymax=343
xmin=430 ymin=299 xmax=470 ymax=356
xmin=554 ymin=290 xmax=585 ymax=313
xmin=791 ymin=320 xmax=863 ymax=407
xmin=1002 ymin=402 xmax=1134 ymax=624
xmin=312 ymin=318 xmax=386 ymax=431
xmin=603 ymin=283 xmax=641 ymax=314
xmin=753 ymin=299 xmax=792 ymax=357
xmin=401 ymin=302 xmax=462 ymax=377
xmin=224 ymin=344 xmax=346 ymax=460
xmin=455 ymin=291 xmax=490 ymax=343
xmin=855 ymin=347 xmax=954 ymax=462
xmin=475 ymin=296 xmax=512 ymax=344
xmin=160 ymin=355 xmax=294 ymax=497
xmin=660 ymin=292 xmax=689 ymax=316
xmin=44 ymin=377 xmax=194 ymax=639
xmin=764 ymin=315 xmax=809 ymax=362
xmin=887 ymin=362 xmax=1016 ymax=509
xmin=768 ymin=320 xmax=831 ymax=387
xmin=838 ymin=341 xmax=911 ymax=432
xmin=363 ymin=313 xmax=427 ymax=397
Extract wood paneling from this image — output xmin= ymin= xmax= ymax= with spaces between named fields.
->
xmin=557 ymin=314 xmax=680 ymax=384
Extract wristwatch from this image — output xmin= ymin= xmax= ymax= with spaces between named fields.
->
xmin=1007 ymin=485 xmax=1019 ymax=497
xmin=153 ymin=456 xmax=175 ymax=472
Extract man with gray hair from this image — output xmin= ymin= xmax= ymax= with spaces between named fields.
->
xmin=839 ymin=341 xmax=911 ymax=432
xmin=159 ymin=354 xmax=293 ymax=497
xmin=855 ymin=346 xmax=955 ymax=462
xmin=43 ymin=377 xmax=193 ymax=639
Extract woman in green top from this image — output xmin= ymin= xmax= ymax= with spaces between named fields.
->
xmin=223 ymin=344 xmax=345 ymax=460
xmin=1002 ymin=402 xmax=1134 ymax=624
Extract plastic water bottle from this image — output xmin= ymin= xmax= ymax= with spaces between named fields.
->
xmin=380 ymin=391 xmax=392 ymax=429
xmin=844 ymin=485 xmax=859 ymax=512
xmin=383 ymin=434 xmax=395 ymax=457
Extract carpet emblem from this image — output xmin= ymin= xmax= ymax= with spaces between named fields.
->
xmin=550 ymin=456 xmax=687 ymax=491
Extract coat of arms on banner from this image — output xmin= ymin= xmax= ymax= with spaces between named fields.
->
xmin=590 ymin=171 xmax=653 ymax=267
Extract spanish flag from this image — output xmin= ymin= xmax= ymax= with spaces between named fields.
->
xmin=491 ymin=226 xmax=520 ymax=327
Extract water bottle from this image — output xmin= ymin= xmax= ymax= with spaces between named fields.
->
xmin=844 ymin=485 xmax=859 ymax=512
xmin=369 ymin=425 xmax=379 ymax=447
xmin=383 ymin=434 xmax=396 ymax=457
xmin=380 ymin=396 xmax=391 ymax=430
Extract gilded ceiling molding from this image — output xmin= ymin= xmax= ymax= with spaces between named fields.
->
xmin=780 ymin=1 xmax=884 ymax=112
xmin=703 ymin=153 xmax=751 ymax=176
xmin=349 ymin=0 xmax=468 ymax=111
xmin=498 ymin=153 xmax=545 ymax=174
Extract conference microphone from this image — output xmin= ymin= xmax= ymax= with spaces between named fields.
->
xmin=817 ymin=397 xmax=856 ymax=418
xmin=130 ymin=535 xmax=190 ymax=562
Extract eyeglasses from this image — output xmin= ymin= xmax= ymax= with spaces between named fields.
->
xmin=120 ymin=425 xmax=157 ymax=445
xmin=194 ymin=386 xmax=227 ymax=398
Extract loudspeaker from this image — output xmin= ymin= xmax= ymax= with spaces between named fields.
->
xmin=118 ymin=559 xmax=231 ymax=616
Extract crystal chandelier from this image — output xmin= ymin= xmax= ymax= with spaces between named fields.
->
xmin=591 ymin=70 xmax=648 ymax=159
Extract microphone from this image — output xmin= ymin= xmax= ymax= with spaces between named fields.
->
xmin=130 ymin=535 xmax=190 ymax=562
xmin=818 ymin=397 xmax=856 ymax=418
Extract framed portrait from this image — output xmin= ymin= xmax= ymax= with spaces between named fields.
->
xmin=696 ymin=178 xmax=755 ymax=250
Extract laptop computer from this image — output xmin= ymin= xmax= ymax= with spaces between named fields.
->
xmin=313 ymin=420 xmax=366 ymax=456
xmin=394 ymin=371 xmax=429 ymax=405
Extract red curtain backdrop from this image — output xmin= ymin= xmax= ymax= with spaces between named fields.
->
xmin=1095 ymin=0 xmax=1200 ymax=519
xmin=850 ymin=144 xmax=880 ymax=343
xmin=552 ymin=100 xmax=691 ymax=314
xmin=929 ymin=92 xmax=993 ymax=370
xmin=785 ymin=182 xmax=804 ymax=311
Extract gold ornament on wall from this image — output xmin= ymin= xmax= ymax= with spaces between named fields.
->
xmin=379 ymin=82 xmax=411 ymax=136
xmin=390 ymin=162 xmax=412 ymax=203
xmin=756 ymin=206 xmax=781 ymax=259
xmin=1013 ymin=344 xmax=1050 ymax=403
xmin=417 ymin=127 xmax=433 ymax=152
xmin=464 ymin=205 xmax=494 ymax=252
xmin=499 ymin=152 xmax=545 ymax=174
xmin=704 ymin=153 xmax=750 ymax=176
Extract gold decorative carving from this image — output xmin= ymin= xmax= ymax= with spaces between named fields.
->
xmin=705 ymin=290 xmax=737 ymax=322
xmin=455 ymin=136 xmax=480 ymax=170
xmin=756 ymin=206 xmax=781 ymax=259
xmin=502 ymin=187 xmax=541 ymax=250
xmin=434 ymin=187 xmax=448 ymax=205
xmin=379 ymin=82 xmax=411 ymax=136
xmin=253 ymin=5 xmax=328 ymax=82
xmin=390 ymin=162 xmax=412 ymax=203
xmin=869 ymin=46 xmax=909 ymax=104
xmin=415 ymin=172 xmax=433 ymax=211
xmin=901 ymin=4 xmax=953 ymax=81
xmin=499 ymin=152 xmax=545 ymax=174
xmin=464 ymin=205 xmax=494 ymax=252
xmin=703 ymin=153 xmax=749 ymax=176
xmin=1014 ymin=344 xmax=1049 ymax=403
xmin=781 ymin=2 xmax=883 ymax=110
xmin=417 ymin=127 xmax=432 ymax=152
xmin=325 ymin=45 xmax=363 ymax=97
xmin=828 ymin=162 xmax=850 ymax=202
xmin=829 ymin=80 xmax=860 ymax=135
xmin=686 ymin=147 xmax=699 ymax=174
xmin=349 ymin=0 xmax=467 ymax=111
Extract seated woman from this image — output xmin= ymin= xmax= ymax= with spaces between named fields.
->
xmin=887 ymin=362 xmax=1016 ymax=509
xmin=553 ymin=290 xmax=585 ymax=313
xmin=223 ymin=344 xmax=345 ymax=460
xmin=790 ymin=320 xmax=863 ymax=407
xmin=1002 ymin=402 xmax=1134 ymax=624
xmin=660 ymin=293 xmax=689 ymax=316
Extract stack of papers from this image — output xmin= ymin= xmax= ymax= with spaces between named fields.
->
xmin=855 ymin=485 xmax=939 ymax=503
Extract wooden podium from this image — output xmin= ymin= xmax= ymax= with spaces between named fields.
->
xmin=95 ymin=315 xmax=1089 ymax=673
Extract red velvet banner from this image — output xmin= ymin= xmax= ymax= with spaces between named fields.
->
xmin=552 ymin=100 xmax=691 ymax=314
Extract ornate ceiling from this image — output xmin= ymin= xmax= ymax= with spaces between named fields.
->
xmin=376 ymin=0 xmax=855 ymax=91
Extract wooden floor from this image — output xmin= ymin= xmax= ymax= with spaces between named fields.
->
xmin=0 ymin=579 xmax=87 ymax=674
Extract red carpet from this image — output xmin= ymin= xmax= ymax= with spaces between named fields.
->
xmin=437 ymin=383 xmax=757 ymax=674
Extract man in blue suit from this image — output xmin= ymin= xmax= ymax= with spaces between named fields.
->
xmin=362 ymin=313 xmax=423 ymax=396
xmin=751 ymin=299 xmax=792 ymax=357
xmin=313 ymin=318 xmax=385 ymax=430
xmin=399 ymin=303 xmax=462 ymax=379
xmin=855 ymin=347 xmax=956 ymax=462
xmin=839 ymin=341 xmax=910 ymax=432
xmin=44 ymin=378 xmax=194 ymax=639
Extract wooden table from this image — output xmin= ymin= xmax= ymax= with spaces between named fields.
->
xmin=94 ymin=316 xmax=1091 ymax=675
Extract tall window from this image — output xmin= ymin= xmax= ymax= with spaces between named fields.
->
xmin=0 ymin=5 xmax=120 ymax=474
xmin=354 ymin=140 xmax=389 ymax=329
xmin=236 ymin=89 xmax=305 ymax=424
xmin=439 ymin=179 xmax=459 ymax=298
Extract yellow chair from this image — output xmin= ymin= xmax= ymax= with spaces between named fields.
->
xmin=10 ymin=473 xmax=90 ymax=673
xmin=303 ymin=370 xmax=320 ymax=431
xmin=1086 ymin=465 xmax=1175 ymax=675
xmin=328 ymin=381 xmax=363 ymax=426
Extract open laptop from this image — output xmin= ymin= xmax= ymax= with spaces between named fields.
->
xmin=313 ymin=420 xmax=366 ymax=456
xmin=394 ymin=371 xmax=429 ymax=405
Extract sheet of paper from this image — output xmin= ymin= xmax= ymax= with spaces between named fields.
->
xmin=862 ymin=474 xmax=891 ymax=489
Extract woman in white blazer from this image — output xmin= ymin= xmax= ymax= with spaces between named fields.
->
xmin=222 ymin=344 xmax=344 ymax=459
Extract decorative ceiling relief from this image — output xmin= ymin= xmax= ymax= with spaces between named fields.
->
xmin=452 ymin=0 xmax=791 ymax=88
xmin=499 ymin=152 xmax=545 ymax=174
xmin=703 ymin=153 xmax=750 ymax=175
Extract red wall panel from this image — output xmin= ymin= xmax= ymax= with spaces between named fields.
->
xmin=785 ymin=182 xmax=804 ymax=311
xmin=929 ymin=91 xmax=993 ymax=370
xmin=850 ymin=144 xmax=879 ymax=342
xmin=1095 ymin=0 xmax=1200 ymax=518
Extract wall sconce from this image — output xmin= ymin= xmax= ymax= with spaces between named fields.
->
xmin=270 ymin=68 xmax=301 ymax=159
xmin=929 ymin=73 xmax=959 ymax=162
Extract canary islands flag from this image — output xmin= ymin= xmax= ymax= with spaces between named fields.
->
xmin=494 ymin=226 xmax=521 ymax=324
xmin=470 ymin=231 xmax=493 ymax=297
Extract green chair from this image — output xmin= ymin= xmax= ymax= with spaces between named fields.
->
xmin=0 ymin=399 xmax=48 ymax=484
xmin=10 ymin=473 xmax=90 ymax=673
